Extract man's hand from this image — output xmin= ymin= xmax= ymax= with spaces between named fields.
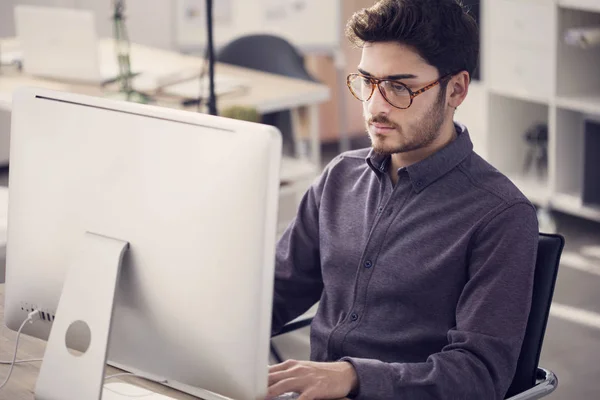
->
xmin=266 ymin=359 xmax=358 ymax=400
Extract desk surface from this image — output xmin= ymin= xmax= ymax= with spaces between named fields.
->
xmin=0 ymin=38 xmax=323 ymax=181
xmin=0 ymin=283 xmax=201 ymax=400
xmin=0 ymin=38 xmax=330 ymax=116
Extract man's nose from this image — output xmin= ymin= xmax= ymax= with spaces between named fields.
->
xmin=367 ymin=85 xmax=393 ymax=116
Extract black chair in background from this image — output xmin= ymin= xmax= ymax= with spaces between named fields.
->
xmin=217 ymin=34 xmax=319 ymax=157
xmin=272 ymin=233 xmax=565 ymax=400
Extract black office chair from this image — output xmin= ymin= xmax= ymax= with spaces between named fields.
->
xmin=504 ymin=233 xmax=564 ymax=399
xmin=216 ymin=34 xmax=319 ymax=157
xmin=272 ymin=233 xmax=565 ymax=400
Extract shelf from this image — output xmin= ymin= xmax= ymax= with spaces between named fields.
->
xmin=508 ymin=175 xmax=551 ymax=205
xmin=552 ymin=192 xmax=600 ymax=222
xmin=558 ymin=0 xmax=600 ymax=13
xmin=487 ymin=96 xmax=549 ymax=182
xmin=480 ymin=1 xmax=600 ymax=225
xmin=488 ymin=87 xmax=551 ymax=106
xmin=556 ymin=94 xmax=600 ymax=115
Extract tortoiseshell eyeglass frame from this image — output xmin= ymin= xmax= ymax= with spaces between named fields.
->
xmin=346 ymin=72 xmax=455 ymax=110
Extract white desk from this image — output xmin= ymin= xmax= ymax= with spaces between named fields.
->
xmin=0 ymin=38 xmax=330 ymax=167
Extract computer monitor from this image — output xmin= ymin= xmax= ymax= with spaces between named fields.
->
xmin=14 ymin=5 xmax=124 ymax=84
xmin=4 ymin=87 xmax=282 ymax=400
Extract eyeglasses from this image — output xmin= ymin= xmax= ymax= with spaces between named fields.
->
xmin=346 ymin=72 xmax=454 ymax=109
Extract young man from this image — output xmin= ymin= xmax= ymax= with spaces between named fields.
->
xmin=268 ymin=1 xmax=538 ymax=399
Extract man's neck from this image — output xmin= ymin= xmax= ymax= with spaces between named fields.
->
xmin=388 ymin=120 xmax=457 ymax=185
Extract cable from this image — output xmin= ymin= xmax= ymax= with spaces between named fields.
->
xmin=0 ymin=310 xmax=41 ymax=391
xmin=0 ymin=317 xmax=165 ymax=396
xmin=181 ymin=46 xmax=210 ymax=111
xmin=0 ymin=358 xmax=43 ymax=365
xmin=196 ymin=46 xmax=211 ymax=113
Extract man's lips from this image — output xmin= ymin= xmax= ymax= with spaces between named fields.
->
xmin=371 ymin=123 xmax=394 ymax=129
xmin=370 ymin=123 xmax=396 ymax=134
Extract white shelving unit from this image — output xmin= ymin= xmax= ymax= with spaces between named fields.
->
xmin=558 ymin=0 xmax=600 ymax=14
xmin=456 ymin=0 xmax=600 ymax=222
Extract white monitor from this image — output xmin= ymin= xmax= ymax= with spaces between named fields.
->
xmin=4 ymin=87 xmax=282 ymax=400
xmin=14 ymin=5 xmax=123 ymax=84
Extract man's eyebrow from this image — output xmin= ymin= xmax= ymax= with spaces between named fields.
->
xmin=357 ymin=68 xmax=418 ymax=80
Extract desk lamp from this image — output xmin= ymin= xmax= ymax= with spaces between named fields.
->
xmin=112 ymin=0 xmax=148 ymax=103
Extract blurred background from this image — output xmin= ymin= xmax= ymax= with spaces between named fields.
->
xmin=1 ymin=0 xmax=600 ymax=398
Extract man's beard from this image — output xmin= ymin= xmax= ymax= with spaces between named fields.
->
xmin=367 ymin=89 xmax=446 ymax=156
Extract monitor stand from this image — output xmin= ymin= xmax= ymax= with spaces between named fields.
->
xmin=34 ymin=232 xmax=132 ymax=400
xmin=32 ymin=231 xmax=228 ymax=400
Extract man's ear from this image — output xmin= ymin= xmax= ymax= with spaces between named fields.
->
xmin=447 ymin=71 xmax=470 ymax=109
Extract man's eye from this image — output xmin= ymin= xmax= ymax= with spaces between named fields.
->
xmin=391 ymin=83 xmax=407 ymax=92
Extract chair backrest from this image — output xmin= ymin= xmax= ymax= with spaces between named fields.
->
xmin=505 ymin=233 xmax=564 ymax=398
xmin=217 ymin=35 xmax=318 ymax=157
xmin=216 ymin=34 xmax=316 ymax=82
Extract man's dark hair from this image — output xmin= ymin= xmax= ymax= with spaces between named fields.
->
xmin=346 ymin=0 xmax=479 ymax=81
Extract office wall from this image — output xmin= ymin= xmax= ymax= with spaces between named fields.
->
xmin=76 ymin=0 xmax=174 ymax=50
xmin=2 ymin=0 xmax=174 ymax=49
xmin=0 ymin=0 xmax=17 ymax=37
xmin=2 ymin=0 xmax=78 ymax=38
xmin=175 ymin=0 xmax=341 ymax=52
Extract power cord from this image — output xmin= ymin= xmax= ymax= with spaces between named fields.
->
xmin=180 ymin=47 xmax=210 ymax=111
xmin=195 ymin=46 xmax=211 ymax=113
xmin=0 ymin=358 xmax=43 ymax=365
xmin=0 ymin=314 xmax=166 ymax=397
xmin=0 ymin=310 xmax=41 ymax=390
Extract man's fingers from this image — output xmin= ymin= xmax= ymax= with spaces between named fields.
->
xmin=268 ymin=369 xmax=297 ymax=386
xmin=269 ymin=359 xmax=299 ymax=373
xmin=266 ymin=377 xmax=303 ymax=400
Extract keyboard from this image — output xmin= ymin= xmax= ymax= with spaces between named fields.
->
xmin=272 ymin=392 xmax=300 ymax=400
